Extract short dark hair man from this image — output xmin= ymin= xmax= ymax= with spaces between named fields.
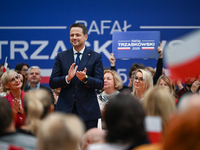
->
xmin=49 ymin=23 xmax=104 ymax=130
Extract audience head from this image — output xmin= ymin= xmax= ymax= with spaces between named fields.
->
xmin=142 ymin=87 xmax=176 ymax=129
xmin=105 ymin=93 xmax=146 ymax=144
xmin=37 ymin=113 xmax=85 ymax=150
xmin=1 ymin=70 xmax=22 ymax=91
xmin=163 ymin=106 xmax=200 ymax=150
xmin=81 ymin=128 xmax=106 ymax=150
xmin=156 ymin=75 xmax=176 ymax=98
xmin=23 ymin=89 xmax=54 ymax=135
xmin=184 ymin=75 xmax=197 ymax=88
xmin=177 ymin=94 xmax=200 ymax=113
xmin=15 ymin=63 xmax=29 ymax=79
xmin=103 ymin=69 xmax=123 ymax=92
xmin=0 ymin=97 xmax=14 ymax=134
xmin=132 ymin=69 xmax=153 ymax=98
xmin=128 ymin=63 xmax=145 ymax=86
xmin=27 ymin=66 xmax=42 ymax=85
xmin=15 ymin=70 xmax=26 ymax=91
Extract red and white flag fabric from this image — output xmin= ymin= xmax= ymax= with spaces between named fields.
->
xmin=164 ymin=30 xmax=200 ymax=80
xmin=3 ymin=57 xmax=8 ymax=73
xmin=145 ymin=116 xmax=162 ymax=143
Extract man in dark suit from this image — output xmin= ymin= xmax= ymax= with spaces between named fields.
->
xmin=24 ymin=66 xmax=54 ymax=103
xmin=49 ymin=23 xmax=104 ymax=130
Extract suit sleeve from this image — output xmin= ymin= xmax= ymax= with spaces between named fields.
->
xmin=49 ymin=53 xmax=69 ymax=89
xmin=86 ymin=54 xmax=104 ymax=90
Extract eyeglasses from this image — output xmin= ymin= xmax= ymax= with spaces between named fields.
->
xmin=21 ymin=69 xmax=28 ymax=72
xmin=134 ymin=76 xmax=144 ymax=82
xmin=9 ymin=75 xmax=21 ymax=82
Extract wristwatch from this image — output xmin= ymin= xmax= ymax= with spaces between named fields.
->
xmin=82 ymin=75 xmax=88 ymax=83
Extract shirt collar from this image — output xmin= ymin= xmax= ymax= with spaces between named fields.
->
xmin=73 ymin=46 xmax=85 ymax=55
xmin=28 ymin=82 xmax=40 ymax=90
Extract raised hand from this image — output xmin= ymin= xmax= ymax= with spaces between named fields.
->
xmin=76 ymin=67 xmax=87 ymax=81
xmin=109 ymin=53 xmax=116 ymax=66
xmin=67 ymin=63 xmax=78 ymax=81
xmin=157 ymin=42 xmax=163 ymax=58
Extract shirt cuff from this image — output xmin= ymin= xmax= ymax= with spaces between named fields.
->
xmin=65 ymin=75 xmax=71 ymax=84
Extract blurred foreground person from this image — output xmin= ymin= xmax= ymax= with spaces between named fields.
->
xmin=88 ymin=93 xmax=149 ymax=150
xmin=142 ymin=87 xmax=176 ymax=139
xmin=17 ymin=89 xmax=54 ymax=136
xmin=0 ymin=97 xmax=37 ymax=149
xmin=163 ymin=106 xmax=200 ymax=150
xmin=81 ymin=128 xmax=106 ymax=150
xmin=37 ymin=113 xmax=85 ymax=150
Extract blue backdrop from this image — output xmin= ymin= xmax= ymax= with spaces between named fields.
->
xmin=0 ymin=0 xmax=200 ymax=86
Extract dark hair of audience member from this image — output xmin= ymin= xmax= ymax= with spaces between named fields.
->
xmin=128 ymin=63 xmax=145 ymax=78
xmin=104 ymin=93 xmax=146 ymax=144
xmin=15 ymin=63 xmax=29 ymax=71
xmin=0 ymin=97 xmax=13 ymax=134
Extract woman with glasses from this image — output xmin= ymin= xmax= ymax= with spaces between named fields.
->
xmin=132 ymin=69 xmax=153 ymax=101
xmin=1 ymin=70 xmax=25 ymax=127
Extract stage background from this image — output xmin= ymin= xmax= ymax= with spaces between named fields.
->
xmin=0 ymin=0 xmax=200 ymax=87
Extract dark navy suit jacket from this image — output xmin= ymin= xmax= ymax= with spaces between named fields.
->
xmin=49 ymin=47 xmax=104 ymax=121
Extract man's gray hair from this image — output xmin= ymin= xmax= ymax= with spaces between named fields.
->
xmin=28 ymin=66 xmax=41 ymax=74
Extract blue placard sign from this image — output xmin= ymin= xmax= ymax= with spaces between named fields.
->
xmin=112 ymin=31 xmax=160 ymax=59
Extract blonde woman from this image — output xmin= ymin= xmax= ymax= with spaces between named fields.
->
xmin=1 ymin=70 xmax=25 ymax=127
xmin=142 ymin=87 xmax=176 ymax=137
xmin=156 ymin=75 xmax=177 ymax=103
xmin=17 ymin=89 xmax=54 ymax=136
xmin=97 ymin=69 xmax=123 ymax=111
xmin=97 ymin=69 xmax=123 ymax=129
xmin=132 ymin=69 xmax=153 ymax=101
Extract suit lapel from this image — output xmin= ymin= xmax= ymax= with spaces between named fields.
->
xmin=66 ymin=48 xmax=74 ymax=67
xmin=75 ymin=47 xmax=91 ymax=82
xmin=78 ymin=47 xmax=90 ymax=71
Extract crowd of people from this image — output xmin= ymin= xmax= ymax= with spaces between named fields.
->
xmin=0 ymin=23 xmax=200 ymax=150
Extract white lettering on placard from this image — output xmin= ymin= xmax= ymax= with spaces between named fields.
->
xmin=117 ymin=68 xmax=127 ymax=83
xmin=50 ymin=40 xmax=67 ymax=59
xmin=101 ymin=20 xmax=111 ymax=34
xmin=88 ymin=21 xmax=100 ymax=35
xmin=10 ymin=41 xmax=29 ymax=59
xmin=76 ymin=20 xmax=132 ymax=35
xmin=123 ymin=20 xmax=132 ymax=31
xmin=75 ymin=20 xmax=87 ymax=27
xmin=110 ymin=20 xmax=122 ymax=34
xmin=0 ymin=40 xmax=168 ymax=60
xmin=30 ymin=41 xmax=49 ymax=59
xmin=94 ymin=40 xmax=112 ymax=59
xmin=0 ymin=41 xmax=8 ymax=59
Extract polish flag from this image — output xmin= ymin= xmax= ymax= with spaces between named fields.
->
xmin=3 ymin=57 xmax=8 ymax=73
xmin=118 ymin=47 xmax=130 ymax=50
xmin=145 ymin=116 xmax=162 ymax=143
xmin=164 ymin=30 xmax=200 ymax=80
